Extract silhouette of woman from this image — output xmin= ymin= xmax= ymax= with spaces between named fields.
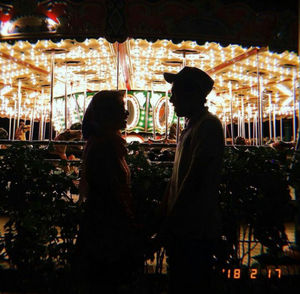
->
xmin=72 ymin=90 xmax=144 ymax=293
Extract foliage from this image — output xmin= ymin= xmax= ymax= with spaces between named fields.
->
xmin=0 ymin=142 xmax=83 ymax=274
xmin=288 ymin=150 xmax=300 ymax=192
xmin=126 ymin=142 xmax=172 ymax=227
xmin=0 ymin=142 xmax=298 ymax=278
xmin=128 ymin=143 xmax=297 ymax=266
xmin=219 ymin=146 xmax=295 ymax=264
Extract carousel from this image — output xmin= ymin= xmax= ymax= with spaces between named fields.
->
xmin=0 ymin=0 xmax=299 ymax=279
xmin=0 ymin=1 xmax=298 ymax=146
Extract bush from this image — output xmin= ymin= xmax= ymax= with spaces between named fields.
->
xmin=0 ymin=143 xmax=298 ymax=281
xmin=0 ymin=142 xmax=84 ymax=274
xmin=220 ymin=146 xmax=295 ymax=265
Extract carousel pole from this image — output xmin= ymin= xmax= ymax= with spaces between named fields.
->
xmin=8 ymin=109 xmax=12 ymax=140
xmin=241 ymin=96 xmax=245 ymax=138
xmin=253 ymin=114 xmax=257 ymax=146
xmin=49 ymin=52 xmax=55 ymax=141
xmin=237 ymin=111 xmax=240 ymax=137
xmin=37 ymin=111 xmax=40 ymax=141
xmin=253 ymin=113 xmax=257 ymax=146
xmin=39 ymin=116 xmax=42 ymax=141
xmin=42 ymin=102 xmax=47 ymax=140
xmin=12 ymin=100 xmax=17 ymax=141
xmin=223 ymin=117 xmax=227 ymax=145
xmin=29 ymin=108 xmax=34 ymax=140
xmin=43 ymin=113 xmax=47 ymax=140
xmin=182 ymin=52 xmax=187 ymax=129
xmin=74 ymin=69 xmax=96 ymax=122
xmin=69 ymin=82 xmax=76 ymax=124
xmin=260 ymin=78 xmax=264 ymax=144
xmin=229 ymin=81 xmax=234 ymax=145
xmin=248 ymin=116 xmax=251 ymax=145
xmin=224 ymin=121 xmax=227 ymax=145
xmin=240 ymin=113 xmax=243 ymax=137
xmin=25 ymin=113 xmax=29 ymax=140
xmin=30 ymin=94 xmax=37 ymax=141
xmin=268 ymin=94 xmax=272 ymax=141
xmin=83 ymin=73 xmax=87 ymax=115
xmin=145 ymin=91 xmax=149 ymax=133
xmin=247 ymin=105 xmax=251 ymax=144
xmin=240 ymin=116 xmax=243 ymax=137
xmin=24 ymin=94 xmax=28 ymax=127
xmin=124 ymin=88 xmax=128 ymax=138
xmin=241 ymin=112 xmax=243 ymax=139
xmin=41 ymin=113 xmax=44 ymax=140
xmin=24 ymin=113 xmax=27 ymax=137
xmin=151 ymin=85 xmax=156 ymax=140
xmin=256 ymin=114 xmax=259 ymax=145
xmin=273 ymin=104 xmax=277 ymax=141
xmin=252 ymin=115 xmax=255 ymax=145
xmin=292 ymin=68 xmax=297 ymax=142
xmin=165 ymin=88 xmax=169 ymax=140
xmin=65 ymin=63 xmax=68 ymax=129
xmin=39 ymin=106 xmax=44 ymax=141
xmin=241 ymin=115 xmax=243 ymax=137
xmin=280 ymin=118 xmax=283 ymax=141
xmin=17 ymin=79 xmax=22 ymax=131
xmin=116 ymin=43 xmax=120 ymax=90
xmin=42 ymin=47 xmax=68 ymax=139
xmin=41 ymin=115 xmax=44 ymax=140
xmin=29 ymin=104 xmax=33 ymax=140
xmin=38 ymin=89 xmax=44 ymax=140
xmin=256 ymin=53 xmax=263 ymax=145
xmin=71 ymin=82 xmax=81 ymax=124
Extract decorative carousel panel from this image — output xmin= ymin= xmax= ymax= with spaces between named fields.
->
xmin=148 ymin=91 xmax=162 ymax=133
xmin=153 ymin=95 xmax=175 ymax=134
xmin=124 ymin=93 xmax=140 ymax=131
xmin=126 ymin=90 xmax=147 ymax=132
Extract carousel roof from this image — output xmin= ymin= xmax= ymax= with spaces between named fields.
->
xmin=0 ymin=0 xmax=297 ymax=53
xmin=0 ymin=37 xmax=298 ymax=122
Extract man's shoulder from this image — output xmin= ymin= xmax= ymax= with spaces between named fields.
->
xmin=189 ymin=112 xmax=224 ymax=150
xmin=193 ymin=111 xmax=222 ymax=129
xmin=190 ymin=112 xmax=224 ymax=144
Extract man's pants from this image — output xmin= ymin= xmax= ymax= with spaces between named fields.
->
xmin=166 ymin=237 xmax=216 ymax=294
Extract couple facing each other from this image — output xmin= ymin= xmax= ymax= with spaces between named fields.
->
xmin=74 ymin=66 xmax=224 ymax=293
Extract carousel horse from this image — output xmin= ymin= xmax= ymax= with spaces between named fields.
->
xmin=66 ymin=123 xmax=83 ymax=159
xmin=15 ymin=122 xmax=30 ymax=140
xmin=0 ymin=128 xmax=8 ymax=138
xmin=270 ymin=140 xmax=295 ymax=151
xmin=47 ymin=129 xmax=82 ymax=174
xmin=235 ymin=136 xmax=247 ymax=145
xmin=48 ymin=129 xmax=82 ymax=160
xmin=0 ymin=128 xmax=8 ymax=149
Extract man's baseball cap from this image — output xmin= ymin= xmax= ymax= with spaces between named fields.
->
xmin=164 ymin=66 xmax=214 ymax=98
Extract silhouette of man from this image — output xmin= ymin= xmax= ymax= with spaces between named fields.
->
xmin=160 ymin=67 xmax=224 ymax=293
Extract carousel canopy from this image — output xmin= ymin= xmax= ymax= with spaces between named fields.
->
xmin=0 ymin=37 xmax=298 ymax=123
xmin=0 ymin=0 xmax=298 ymax=135
xmin=0 ymin=0 xmax=298 ymax=53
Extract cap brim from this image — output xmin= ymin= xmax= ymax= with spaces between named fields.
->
xmin=163 ymin=72 xmax=177 ymax=84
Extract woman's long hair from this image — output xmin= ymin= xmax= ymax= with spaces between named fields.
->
xmin=82 ymin=90 xmax=125 ymax=140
